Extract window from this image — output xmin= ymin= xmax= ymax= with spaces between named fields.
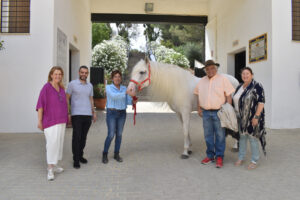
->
xmin=292 ymin=0 xmax=300 ymax=41
xmin=0 ymin=0 xmax=30 ymax=33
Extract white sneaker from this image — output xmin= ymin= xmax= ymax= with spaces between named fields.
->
xmin=54 ymin=166 xmax=64 ymax=173
xmin=47 ymin=168 xmax=54 ymax=181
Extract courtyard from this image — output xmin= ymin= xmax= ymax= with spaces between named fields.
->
xmin=0 ymin=103 xmax=299 ymax=200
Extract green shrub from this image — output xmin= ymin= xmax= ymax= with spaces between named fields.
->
xmin=175 ymin=42 xmax=203 ymax=68
xmin=0 ymin=40 xmax=4 ymax=51
xmin=93 ymin=83 xmax=106 ymax=98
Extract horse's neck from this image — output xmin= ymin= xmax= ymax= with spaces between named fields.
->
xmin=148 ymin=63 xmax=196 ymax=108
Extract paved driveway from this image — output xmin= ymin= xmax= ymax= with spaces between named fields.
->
xmin=1 ymin=106 xmax=300 ymax=200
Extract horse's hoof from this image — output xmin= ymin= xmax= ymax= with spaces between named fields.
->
xmin=188 ymin=150 xmax=193 ymax=155
xmin=181 ymin=154 xmax=189 ymax=159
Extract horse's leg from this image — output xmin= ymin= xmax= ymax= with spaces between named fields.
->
xmin=176 ymin=113 xmax=188 ymax=158
xmin=176 ymin=113 xmax=183 ymax=124
xmin=180 ymin=112 xmax=191 ymax=159
xmin=176 ymin=113 xmax=192 ymax=155
xmin=187 ymin=133 xmax=192 ymax=155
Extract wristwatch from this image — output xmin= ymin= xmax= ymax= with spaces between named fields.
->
xmin=254 ymin=115 xmax=260 ymax=119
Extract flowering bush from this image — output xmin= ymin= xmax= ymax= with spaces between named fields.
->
xmin=0 ymin=40 xmax=4 ymax=51
xmin=92 ymin=36 xmax=128 ymax=76
xmin=149 ymin=42 xmax=190 ymax=68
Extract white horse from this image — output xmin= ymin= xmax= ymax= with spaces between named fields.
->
xmin=127 ymin=58 xmax=239 ymax=158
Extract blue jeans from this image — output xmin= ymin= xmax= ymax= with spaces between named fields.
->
xmin=103 ymin=109 xmax=126 ymax=153
xmin=202 ymin=110 xmax=226 ymax=159
xmin=238 ymin=134 xmax=260 ymax=163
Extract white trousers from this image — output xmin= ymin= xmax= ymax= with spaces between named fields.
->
xmin=44 ymin=123 xmax=66 ymax=165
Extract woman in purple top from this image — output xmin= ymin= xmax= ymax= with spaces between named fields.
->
xmin=36 ymin=66 xmax=68 ymax=181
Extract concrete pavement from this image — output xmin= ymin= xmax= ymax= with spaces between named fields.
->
xmin=0 ymin=104 xmax=300 ymax=200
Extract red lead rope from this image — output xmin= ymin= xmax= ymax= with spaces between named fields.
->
xmin=130 ymin=62 xmax=151 ymax=125
xmin=132 ymin=96 xmax=138 ymax=125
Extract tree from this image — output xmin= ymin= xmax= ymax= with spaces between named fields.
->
xmin=143 ymin=24 xmax=160 ymax=42
xmin=92 ymin=23 xmax=112 ymax=48
xmin=116 ymin=23 xmax=139 ymax=46
xmin=175 ymin=42 xmax=204 ymax=68
xmin=151 ymin=24 xmax=205 ymax=67
xmin=158 ymin=24 xmax=204 ymax=47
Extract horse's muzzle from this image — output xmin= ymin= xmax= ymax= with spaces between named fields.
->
xmin=127 ymin=82 xmax=137 ymax=97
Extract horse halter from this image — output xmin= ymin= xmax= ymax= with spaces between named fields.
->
xmin=130 ymin=62 xmax=151 ymax=91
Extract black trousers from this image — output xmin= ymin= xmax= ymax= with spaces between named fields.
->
xmin=71 ymin=115 xmax=92 ymax=162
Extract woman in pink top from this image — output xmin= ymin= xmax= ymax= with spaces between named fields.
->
xmin=36 ymin=66 xmax=68 ymax=181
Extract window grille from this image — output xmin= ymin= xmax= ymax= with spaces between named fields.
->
xmin=0 ymin=0 xmax=30 ymax=33
xmin=292 ymin=0 xmax=300 ymax=41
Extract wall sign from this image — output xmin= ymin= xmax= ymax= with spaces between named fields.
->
xmin=249 ymin=33 xmax=267 ymax=63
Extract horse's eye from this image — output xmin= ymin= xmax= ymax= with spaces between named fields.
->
xmin=139 ymin=71 xmax=146 ymax=75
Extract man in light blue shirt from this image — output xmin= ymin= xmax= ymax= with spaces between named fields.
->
xmin=66 ymin=66 xmax=97 ymax=169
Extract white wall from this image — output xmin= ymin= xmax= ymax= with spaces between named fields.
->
xmin=206 ymin=0 xmax=273 ymax=127
xmin=90 ymin=0 xmax=208 ymax=15
xmin=0 ymin=0 xmax=55 ymax=132
xmin=53 ymin=0 xmax=91 ymax=81
xmin=271 ymin=0 xmax=300 ymax=128
xmin=2 ymin=0 xmax=298 ymax=131
xmin=0 ymin=0 xmax=92 ymax=133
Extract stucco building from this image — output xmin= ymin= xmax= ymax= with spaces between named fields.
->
xmin=0 ymin=0 xmax=299 ymax=132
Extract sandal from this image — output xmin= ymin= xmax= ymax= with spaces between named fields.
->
xmin=247 ymin=162 xmax=257 ymax=170
xmin=234 ymin=160 xmax=243 ymax=166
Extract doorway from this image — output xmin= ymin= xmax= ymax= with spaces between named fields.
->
xmin=234 ymin=51 xmax=246 ymax=83
xmin=69 ymin=43 xmax=80 ymax=82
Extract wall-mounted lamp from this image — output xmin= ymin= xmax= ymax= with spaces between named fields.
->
xmin=145 ymin=3 xmax=154 ymax=13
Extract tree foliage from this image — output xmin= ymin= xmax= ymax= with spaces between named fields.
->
xmin=158 ymin=24 xmax=204 ymax=47
xmin=116 ymin=23 xmax=139 ymax=45
xmin=143 ymin=24 xmax=160 ymax=42
xmin=149 ymin=42 xmax=190 ymax=68
xmin=175 ymin=42 xmax=204 ymax=68
xmin=92 ymin=23 xmax=112 ymax=48
xmin=151 ymin=24 xmax=205 ymax=68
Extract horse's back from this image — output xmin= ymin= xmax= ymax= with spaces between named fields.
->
xmin=222 ymin=74 xmax=239 ymax=88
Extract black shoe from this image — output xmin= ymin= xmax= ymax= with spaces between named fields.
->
xmin=73 ymin=162 xmax=80 ymax=169
xmin=102 ymin=153 xmax=108 ymax=164
xmin=79 ymin=157 xmax=88 ymax=164
xmin=114 ymin=153 xmax=123 ymax=162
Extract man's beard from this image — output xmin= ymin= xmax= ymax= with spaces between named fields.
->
xmin=80 ymin=76 xmax=87 ymax=81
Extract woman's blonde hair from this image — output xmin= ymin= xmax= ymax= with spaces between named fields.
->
xmin=47 ymin=66 xmax=65 ymax=89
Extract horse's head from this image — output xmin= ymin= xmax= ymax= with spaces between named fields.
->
xmin=127 ymin=58 xmax=151 ymax=97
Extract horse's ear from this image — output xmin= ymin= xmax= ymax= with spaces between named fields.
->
xmin=145 ymin=56 xmax=150 ymax=64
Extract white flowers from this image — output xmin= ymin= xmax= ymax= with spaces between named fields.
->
xmin=149 ymin=42 xmax=190 ymax=68
xmin=92 ymin=36 xmax=128 ymax=75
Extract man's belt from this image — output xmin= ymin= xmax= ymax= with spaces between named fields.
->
xmin=107 ymin=108 xmax=125 ymax=111
xmin=202 ymin=108 xmax=220 ymax=111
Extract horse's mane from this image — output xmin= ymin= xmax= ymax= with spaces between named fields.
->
xmin=148 ymin=61 xmax=197 ymax=106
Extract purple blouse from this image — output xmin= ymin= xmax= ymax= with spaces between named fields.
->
xmin=36 ymin=82 xmax=68 ymax=129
